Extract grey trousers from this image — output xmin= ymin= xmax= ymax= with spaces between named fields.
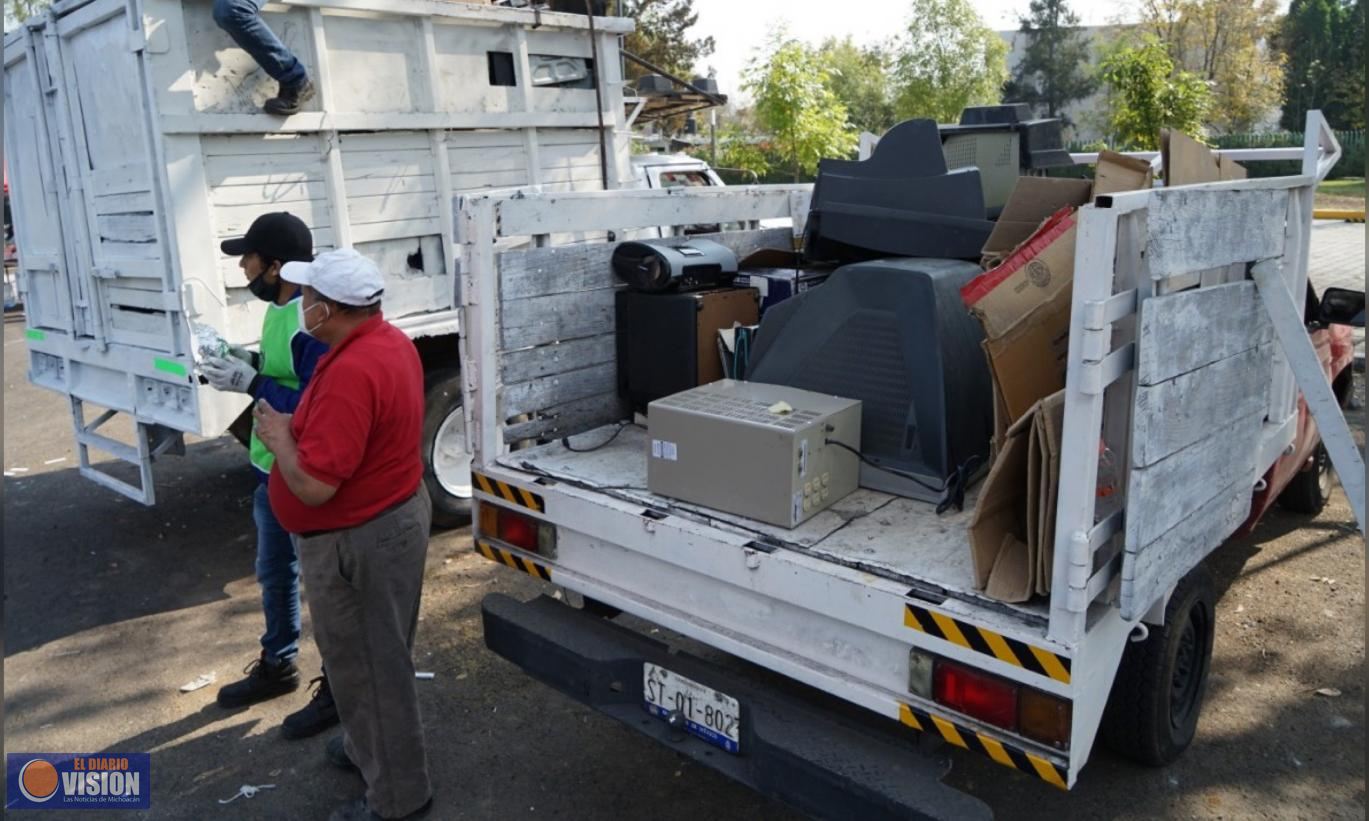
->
xmin=296 ymin=486 xmax=432 ymax=818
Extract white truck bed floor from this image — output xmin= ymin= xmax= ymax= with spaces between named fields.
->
xmin=499 ymin=425 xmax=1049 ymax=623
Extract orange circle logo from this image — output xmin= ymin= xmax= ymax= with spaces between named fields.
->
xmin=19 ymin=759 xmax=59 ymax=802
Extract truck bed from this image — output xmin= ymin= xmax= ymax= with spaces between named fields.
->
xmin=499 ymin=424 xmax=1049 ymax=626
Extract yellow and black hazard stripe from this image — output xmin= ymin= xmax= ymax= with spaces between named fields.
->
xmin=899 ymin=703 xmax=1068 ymax=790
xmin=472 ymin=470 xmax=544 ymax=513
xmin=904 ymin=603 xmax=1071 ymax=685
xmin=475 ymin=539 xmax=552 ymax=581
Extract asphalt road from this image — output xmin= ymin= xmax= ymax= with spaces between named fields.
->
xmin=3 ymin=306 xmax=1365 ymax=820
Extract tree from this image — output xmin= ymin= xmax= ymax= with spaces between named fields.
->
xmin=1280 ymin=0 xmax=1364 ymax=130
xmin=5 ymin=0 xmax=50 ymax=27
xmin=1097 ymin=34 xmax=1211 ymax=149
xmin=891 ymin=0 xmax=1009 ymax=123
xmin=1327 ymin=0 xmax=1365 ymax=129
xmin=1005 ymin=0 xmax=1097 ymax=125
xmin=1278 ymin=0 xmax=1340 ymax=130
xmin=816 ymin=37 xmax=898 ymax=135
xmin=744 ymin=32 xmax=857 ymax=181
xmin=1138 ymin=0 xmax=1284 ymax=133
xmin=618 ymin=0 xmax=715 ymax=83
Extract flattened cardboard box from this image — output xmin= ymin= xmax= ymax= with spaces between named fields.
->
xmin=962 ymin=208 xmax=1077 ymax=424
xmin=1094 ymin=150 xmax=1154 ymax=195
xmin=980 ymin=177 xmax=1092 ymax=268
xmin=1161 ymin=129 xmax=1247 ymax=186
xmin=968 ymin=390 xmax=1065 ymax=603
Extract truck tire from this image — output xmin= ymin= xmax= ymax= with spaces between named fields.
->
xmin=1101 ymin=566 xmax=1215 ymax=767
xmin=1277 ymin=442 xmax=1332 ymax=516
xmin=422 ymin=368 xmax=473 ymax=529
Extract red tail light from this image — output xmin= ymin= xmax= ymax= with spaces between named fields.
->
xmin=476 ymin=502 xmax=556 ymax=556
xmin=934 ymin=660 xmax=1018 ymax=731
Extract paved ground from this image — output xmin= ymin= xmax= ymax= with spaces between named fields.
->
xmin=3 ymin=226 xmax=1365 ymax=820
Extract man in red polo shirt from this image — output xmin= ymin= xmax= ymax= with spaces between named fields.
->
xmin=253 ymin=247 xmax=432 ymax=821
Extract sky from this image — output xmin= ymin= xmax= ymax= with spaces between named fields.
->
xmin=686 ymin=0 xmax=1135 ymax=99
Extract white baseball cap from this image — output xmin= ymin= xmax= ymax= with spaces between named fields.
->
xmin=281 ymin=247 xmax=385 ymax=306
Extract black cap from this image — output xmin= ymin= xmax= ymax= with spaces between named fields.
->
xmin=220 ymin=212 xmax=314 ymax=262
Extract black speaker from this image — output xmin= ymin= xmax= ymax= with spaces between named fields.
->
xmin=616 ymin=287 xmax=759 ymax=413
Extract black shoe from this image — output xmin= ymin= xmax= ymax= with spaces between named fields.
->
xmin=281 ymin=675 xmax=340 ymax=740
xmin=215 ymin=652 xmax=300 ymax=709
xmin=328 ymin=797 xmax=432 ymax=821
xmin=325 ymin=735 xmax=359 ymax=774
xmin=263 ymin=78 xmax=315 ymax=116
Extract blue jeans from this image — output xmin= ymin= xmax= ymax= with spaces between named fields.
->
xmin=213 ymin=0 xmax=308 ymax=87
xmin=253 ymin=483 xmax=301 ymax=663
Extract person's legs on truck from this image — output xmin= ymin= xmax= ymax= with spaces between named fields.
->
xmin=212 ymin=0 xmax=316 ymax=115
xmin=217 ymin=483 xmax=302 ymax=707
xmin=301 ymin=488 xmax=433 ymax=821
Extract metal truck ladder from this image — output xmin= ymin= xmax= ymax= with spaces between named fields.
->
xmin=69 ymin=397 xmax=184 ymax=505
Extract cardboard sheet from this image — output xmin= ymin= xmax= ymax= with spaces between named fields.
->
xmin=1094 ymin=150 xmax=1154 ymax=195
xmin=963 ymin=209 xmax=1077 ymax=422
xmin=980 ymin=177 xmax=1093 ymax=268
xmin=968 ymin=390 xmax=1066 ymax=603
xmin=1162 ymin=129 xmax=1247 ymax=186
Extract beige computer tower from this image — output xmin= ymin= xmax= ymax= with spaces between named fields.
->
xmin=646 ymin=380 xmax=862 ymax=528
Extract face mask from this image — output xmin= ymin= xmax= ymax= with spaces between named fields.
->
xmin=247 ymin=272 xmax=281 ymax=303
xmin=298 ymin=299 xmax=330 ymax=337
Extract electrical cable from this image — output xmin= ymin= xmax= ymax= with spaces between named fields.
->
xmin=559 ymin=421 xmax=643 ymax=453
xmin=825 ymin=439 xmax=984 ymax=515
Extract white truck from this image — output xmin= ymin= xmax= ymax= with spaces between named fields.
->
xmin=7 ymin=2 xmax=1364 ymax=815
xmin=458 ymin=118 xmax=1363 ymax=818
xmin=3 ymin=0 xmax=643 ymax=524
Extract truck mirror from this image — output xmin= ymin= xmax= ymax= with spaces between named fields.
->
xmin=1319 ymin=287 xmax=1365 ymax=328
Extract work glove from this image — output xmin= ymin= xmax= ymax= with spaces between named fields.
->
xmin=227 ymin=344 xmax=259 ymax=369
xmin=202 ymin=355 xmax=257 ymax=394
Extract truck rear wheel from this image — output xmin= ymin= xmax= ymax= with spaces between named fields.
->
xmin=1278 ymin=442 xmax=1332 ymax=516
xmin=1101 ymin=566 xmax=1215 ymax=767
xmin=422 ymin=368 xmax=473 ymax=529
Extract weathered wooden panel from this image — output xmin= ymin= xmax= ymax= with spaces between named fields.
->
xmin=1125 ymin=410 xmax=1262 ymax=549
xmin=1132 ymin=344 xmax=1273 ymax=468
xmin=212 ymin=199 xmax=330 ymax=235
xmin=497 ymin=228 xmax=793 ymax=302
xmin=1145 ymin=187 xmax=1287 ymax=277
xmin=499 ymin=244 xmax=616 ymax=300
xmin=95 ymin=213 xmax=157 ymax=243
xmin=502 ymin=333 xmax=616 ymax=383
xmin=210 ymin=179 xmax=327 ymax=206
xmin=1119 ymin=479 xmax=1251 ymax=620
xmin=1136 ymin=281 xmax=1274 ymax=386
xmin=347 ymin=192 xmax=441 ymax=225
xmin=494 ymin=188 xmax=803 ymax=238
xmin=504 ymin=361 xmax=617 ymax=419
xmin=500 ymin=287 xmax=616 ymax=349
xmin=502 ymin=392 xmax=628 ymax=443
xmin=350 ymin=217 xmax=443 ymax=245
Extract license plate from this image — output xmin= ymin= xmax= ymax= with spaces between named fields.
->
xmin=643 ymin=663 xmax=741 ymax=753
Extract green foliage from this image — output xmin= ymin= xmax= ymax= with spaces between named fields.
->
xmin=1097 ymin=34 xmax=1211 ymax=150
xmin=1279 ymin=0 xmax=1341 ymax=130
xmin=708 ymin=123 xmax=773 ymax=180
xmin=5 ymin=0 xmax=50 ymax=25
xmin=1138 ymin=0 xmax=1283 ymax=133
xmin=1005 ymin=0 xmax=1097 ymax=124
xmin=744 ymin=32 xmax=857 ymax=181
xmin=619 ymin=0 xmax=715 ymax=82
xmin=1329 ymin=0 xmax=1366 ymax=129
xmin=892 ymin=0 xmax=1008 ymax=123
xmin=815 ymin=37 xmax=898 ymax=135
